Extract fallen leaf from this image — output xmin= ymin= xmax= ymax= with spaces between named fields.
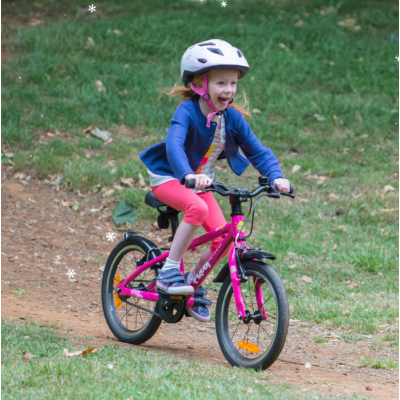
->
xmin=292 ymin=165 xmax=301 ymax=173
xmin=85 ymin=37 xmax=95 ymax=48
xmin=313 ymin=114 xmax=326 ymax=122
xmin=20 ymin=349 xmax=34 ymax=361
xmin=113 ymin=29 xmax=123 ymax=35
xmin=120 ymin=177 xmax=135 ymax=187
xmin=294 ymin=19 xmax=303 ymax=27
xmin=380 ymin=208 xmax=398 ymax=212
xmin=61 ymin=201 xmax=74 ymax=207
xmin=352 ymin=193 xmax=362 ymax=199
xmin=82 ymin=126 xmax=94 ymax=133
xmin=337 ymin=18 xmax=356 ymax=29
xmin=13 ymin=290 xmax=25 ymax=295
xmin=118 ymin=89 xmax=129 ymax=96
xmin=28 ymin=18 xmax=41 ymax=26
xmin=246 ymin=388 xmax=254 ymax=393
xmin=329 ymin=193 xmax=339 ymax=199
xmin=333 ymin=244 xmax=337 ymax=250
xmin=153 ymin=221 xmax=161 ymax=230
xmin=299 ymin=198 xmax=308 ymax=202
xmin=252 ymin=109 xmax=262 ymax=114
xmin=81 ymin=346 xmax=98 ymax=356
xmin=113 ymin=185 xmax=123 ymax=191
xmin=94 ymin=80 xmax=106 ymax=93
xmin=299 ymin=275 xmax=313 ymax=283
xmin=47 ymin=132 xmax=55 ymax=137
xmin=44 ymin=175 xmax=63 ymax=186
xmin=278 ymin=43 xmax=291 ymax=52
xmin=62 ymin=348 xmax=83 ymax=357
xmin=90 ymin=126 xmax=112 ymax=141
xmin=138 ymin=173 xmax=146 ymax=187
xmin=104 ymin=189 xmax=115 ymax=197
xmin=383 ymin=185 xmax=395 ymax=194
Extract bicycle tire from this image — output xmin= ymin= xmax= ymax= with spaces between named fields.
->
xmin=101 ymin=235 xmax=162 ymax=344
xmin=215 ymin=261 xmax=289 ymax=370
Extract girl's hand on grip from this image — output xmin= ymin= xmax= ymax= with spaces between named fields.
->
xmin=273 ymin=178 xmax=290 ymax=193
xmin=185 ymin=174 xmax=213 ymax=192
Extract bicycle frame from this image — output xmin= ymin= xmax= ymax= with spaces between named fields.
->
xmin=116 ymin=212 xmax=265 ymax=320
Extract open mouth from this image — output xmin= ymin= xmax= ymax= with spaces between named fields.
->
xmin=218 ymin=97 xmax=230 ymax=106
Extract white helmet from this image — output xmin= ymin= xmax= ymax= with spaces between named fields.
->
xmin=181 ymin=39 xmax=250 ymax=128
xmin=181 ymin=39 xmax=250 ymax=87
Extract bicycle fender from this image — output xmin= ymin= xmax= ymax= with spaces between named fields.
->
xmin=124 ymin=231 xmax=163 ymax=267
xmin=213 ymin=250 xmax=276 ymax=283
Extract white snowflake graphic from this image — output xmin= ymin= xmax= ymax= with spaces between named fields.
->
xmin=107 ymin=363 xmax=113 ymax=369
xmin=305 ymin=362 xmax=312 ymax=369
xmin=221 ymin=1 xmax=227 ymax=6
xmin=66 ymin=269 xmax=76 ymax=280
xmin=88 ymin=4 xmax=96 ymax=13
xmin=396 ymin=56 xmax=399 ymax=62
xmin=106 ymin=232 xmax=116 ymax=242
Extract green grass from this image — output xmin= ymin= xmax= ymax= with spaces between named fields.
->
xmin=358 ymin=356 xmax=398 ymax=370
xmin=2 ymin=317 xmax=367 ymax=400
xmin=312 ymin=337 xmax=329 ymax=343
xmin=1 ymin=0 xmax=398 ymax=334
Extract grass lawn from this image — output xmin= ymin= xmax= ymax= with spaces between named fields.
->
xmin=1 ymin=317 xmax=369 ymax=399
xmin=1 ymin=0 xmax=398 ymax=338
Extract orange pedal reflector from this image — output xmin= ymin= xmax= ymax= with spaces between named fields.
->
xmin=238 ymin=341 xmax=260 ymax=353
xmin=115 ymin=274 xmax=122 ymax=308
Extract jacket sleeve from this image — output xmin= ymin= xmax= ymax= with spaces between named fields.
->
xmin=236 ymin=115 xmax=283 ymax=184
xmin=165 ymin=103 xmax=195 ymax=185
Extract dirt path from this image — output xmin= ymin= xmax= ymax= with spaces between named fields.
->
xmin=1 ymin=165 xmax=398 ymax=399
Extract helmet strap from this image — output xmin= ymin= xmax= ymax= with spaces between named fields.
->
xmin=190 ymin=72 xmax=233 ymax=128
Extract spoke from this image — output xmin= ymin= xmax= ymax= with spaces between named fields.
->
xmin=262 ymin=294 xmax=273 ymax=308
xmin=230 ymin=320 xmax=241 ymax=341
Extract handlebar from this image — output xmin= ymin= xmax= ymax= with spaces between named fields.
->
xmin=184 ymin=177 xmax=295 ymax=200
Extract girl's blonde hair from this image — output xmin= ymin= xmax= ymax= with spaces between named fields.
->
xmin=157 ymin=69 xmax=251 ymax=119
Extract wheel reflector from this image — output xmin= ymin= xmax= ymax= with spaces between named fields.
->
xmin=238 ymin=341 xmax=260 ymax=353
xmin=115 ymin=274 xmax=122 ymax=308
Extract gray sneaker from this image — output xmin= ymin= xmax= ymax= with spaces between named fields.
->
xmin=156 ymin=269 xmax=194 ymax=295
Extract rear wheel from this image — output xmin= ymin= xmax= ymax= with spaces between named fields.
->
xmin=101 ymin=235 xmax=162 ymax=344
xmin=215 ymin=261 xmax=289 ymax=370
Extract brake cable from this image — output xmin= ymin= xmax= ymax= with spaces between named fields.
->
xmin=234 ymin=194 xmax=270 ymax=246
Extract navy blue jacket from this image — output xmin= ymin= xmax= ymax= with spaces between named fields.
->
xmin=139 ymin=98 xmax=283 ymax=185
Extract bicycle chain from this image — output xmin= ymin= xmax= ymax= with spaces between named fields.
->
xmin=123 ymin=299 xmax=161 ymax=318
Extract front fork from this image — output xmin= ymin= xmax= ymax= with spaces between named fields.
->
xmin=229 ymin=244 xmax=266 ymax=320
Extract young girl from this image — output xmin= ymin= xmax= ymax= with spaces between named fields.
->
xmin=139 ymin=39 xmax=290 ymax=322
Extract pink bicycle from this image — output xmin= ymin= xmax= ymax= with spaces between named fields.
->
xmin=101 ymin=176 xmax=295 ymax=370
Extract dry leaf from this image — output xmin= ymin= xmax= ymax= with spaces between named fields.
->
xmin=278 ymin=43 xmax=291 ymax=52
xmin=294 ymin=20 xmax=303 ymax=27
xmin=47 ymin=132 xmax=55 ymax=137
xmin=383 ymin=185 xmax=395 ymax=194
xmin=81 ymin=346 xmax=98 ymax=356
xmin=153 ymin=221 xmax=161 ymax=230
xmin=352 ymin=193 xmax=362 ymax=199
xmin=20 ymin=349 xmax=34 ymax=361
xmin=120 ymin=177 xmax=135 ymax=187
xmin=252 ymin=109 xmax=262 ymax=114
xmin=338 ymin=18 xmax=356 ymax=29
xmin=138 ymin=173 xmax=146 ymax=187
xmin=104 ymin=189 xmax=115 ymax=197
xmin=62 ymin=346 xmax=97 ymax=357
xmin=299 ymin=198 xmax=308 ymax=202
xmin=299 ymin=275 xmax=313 ymax=283
xmin=61 ymin=201 xmax=74 ymax=207
xmin=380 ymin=208 xmax=399 ymax=213
xmin=113 ymin=29 xmax=123 ymax=35
xmin=94 ymin=80 xmax=106 ymax=93
xmin=333 ymin=244 xmax=337 ymax=250
xmin=86 ymin=37 xmax=95 ymax=48
xmin=329 ymin=193 xmax=339 ymax=199
xmin=113 ymin=185 xmax=123 ymax=191
xmin=292 ymin=165 xmax=301 ymax=173
xmin=28 ymin=18 xmax=41 ymax=26
xmin=83 ymin=126 xmax=94 ymax=133
xmin=246 ymin=387 xmax=254 ymax=393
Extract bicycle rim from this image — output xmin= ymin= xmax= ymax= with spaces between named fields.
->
xmin=219 ymin=269 xmax=280 ymax=366
xmin=105 ymin=245 xmax=158 ymax=336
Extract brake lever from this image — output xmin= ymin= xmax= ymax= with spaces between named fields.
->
xmin=280 ymin=192 xmax=295 ymax=199
xmin=267 ymin=193 xmax=281 ymax=199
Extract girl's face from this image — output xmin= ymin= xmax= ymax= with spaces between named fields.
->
xmin=197 ymin=69 xmax=239 ymax=111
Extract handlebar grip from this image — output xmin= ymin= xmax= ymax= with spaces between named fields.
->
xmin=185 ymin=179 xmax=196 ymax=189
xmin=289 ymin=185 xmax=294 ymax=194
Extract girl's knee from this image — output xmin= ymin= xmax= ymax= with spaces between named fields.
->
xmin=185 ymin=201 xmax=209 ymax=225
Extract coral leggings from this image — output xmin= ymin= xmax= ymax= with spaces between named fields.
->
xmin=151 ymin=179 xmax=232 ymax=256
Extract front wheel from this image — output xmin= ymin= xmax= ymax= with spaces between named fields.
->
xmin=215 ymin=261 xmax=289 ymax=370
